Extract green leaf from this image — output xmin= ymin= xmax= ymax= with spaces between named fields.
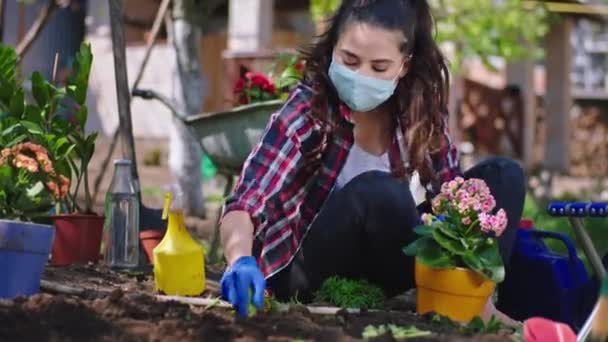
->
xmin=417 ymin=238 xmax=454 ymax=269
xmin=413 ymin=224 xmax=435 ymax=237
xmin=477 ymin=242 xmax=505 ymax=283
xmin=403 ymin=239 xmax=420 ymax=256
xmin=0 ymin=82 xmax=14 ymax=106
xmin=6 ymin=134 xmax=27 ymax=147
xmin=19 ymin=120 xmax=43 ymax=135
xmin=0 ymin=166 xmax=12 ymax=183
xmin=437 ymin=224 xmax=461 ymax=240
xmin=22 ymin=105 xmax=42 ymax=123
xmin=2 ymin=124 xmax=20 ymax=137
xmin=62 ymin=143 xmax=77 ymax=160
xmin=67 ymin=156 xmax=81 ymax=178
xmin=76 ymin=104 xmax=88 ymax=127
xmin=31 ymin=72 xmax=50 ymax=107
xmin=9 ymin=89 xmax=24 ymax=118
xmin=84 ymin=131 xmax=97 ymax=160
xmin=66 ymin=43 xmax=93 ymax=105
xmin=53 ymin=137 xmax=69 ymax=154
xmin=432 ymin=228 xmax=467 ymax=256
xmin=462 ymin=251 xmax=484 ymax=272
xmin=0 ymin=45 xmax=17 ymax=99
xmin=310 ymin=0 xmax=341 ymax=22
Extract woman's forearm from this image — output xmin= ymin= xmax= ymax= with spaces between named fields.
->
xmin=220 ymin=210 xmax=255 ymax=266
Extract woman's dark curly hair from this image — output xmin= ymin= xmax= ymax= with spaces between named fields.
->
xmin=300 ymin=0 xmax=450 ymax=189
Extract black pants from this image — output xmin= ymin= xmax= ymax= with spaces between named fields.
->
xmin=267 ymin=157 xmax=526 ymax=302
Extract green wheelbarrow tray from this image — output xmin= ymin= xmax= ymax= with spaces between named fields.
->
xmin=183 ymin=99 xmax=284 ymax=175
xmin=132 ymin=88 xmax=284 ymax=262
xmin=132 ymin=88 xmax=283 ymax=173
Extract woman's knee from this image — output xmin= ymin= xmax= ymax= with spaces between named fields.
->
xmin=467 ymin=157 xmax=525 ymax=193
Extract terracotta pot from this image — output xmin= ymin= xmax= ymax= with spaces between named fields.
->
xmin=51 ymin=214 xmax=104 ymax=266
xmin=139 ymin=229 xmax=165 ymax=264
xmin=415 ymin=259 xmax=496 ymax=322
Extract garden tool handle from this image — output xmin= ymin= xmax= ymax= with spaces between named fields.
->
xmin=131 ymin=88 xmax=187 ymax=121
xmin=588 ymin=202 xmax=608 ymax=218
xmin=547 ymin=202 xmax=608 ymax=218
xmin=131 ymin=88 xmax=156 ymax=100
xmin=547 ymin=201 xmax=607 ymax=279
xmin=568 ymin=216 xmax=607 ymax=280
xmin=577 ymin=302 xmax=599 ymax=342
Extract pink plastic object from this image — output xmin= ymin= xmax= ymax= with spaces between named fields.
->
xmin=523 ymin=317 xmax=576 ymax=342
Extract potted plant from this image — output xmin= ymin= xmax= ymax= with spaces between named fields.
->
xmin=47 ymin=44 xmax=103 ymax=266
xmin=403 ymin=177 xmax=507 ymax=322
xmin=0 ymin=42 xmax=102 ymax=266
xmin=0 ymin=46 xmax=66 ymax=298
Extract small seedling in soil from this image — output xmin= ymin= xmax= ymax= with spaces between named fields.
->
xmin=461 ymin=316 xmax=506 ymax=336
xmin=362 ymin=324 xmax=432 ymax=340
xmin=314 ymin=276 xmax=385 ymax=309
xmin=246 ymin=290 xmax=282 ymax=317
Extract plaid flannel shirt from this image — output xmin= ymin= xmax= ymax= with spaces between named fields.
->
xmin=223 ymin=82 xmax=461 ymax=279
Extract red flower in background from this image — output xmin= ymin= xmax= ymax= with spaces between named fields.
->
xmin=233 ymin=71 xmax=278 ymax=105
xmin=234 ymin=78 xmax=246 ymax=94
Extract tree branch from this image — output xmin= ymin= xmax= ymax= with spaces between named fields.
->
xmin=16 ymin=0 xmax=57 ymax=58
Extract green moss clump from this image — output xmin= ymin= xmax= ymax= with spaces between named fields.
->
xmin=314 ymin=276 xmax=385 ymax=310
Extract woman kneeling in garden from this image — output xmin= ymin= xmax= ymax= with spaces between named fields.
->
xmin=219 ymin=0 xmax=526 ymax=318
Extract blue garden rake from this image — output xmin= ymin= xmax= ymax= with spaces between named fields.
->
xmin=547 ymin=202 xmax=607 ymax=341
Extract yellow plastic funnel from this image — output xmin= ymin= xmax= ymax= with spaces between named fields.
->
xmin=153 ymin=189 xmax=205 ymax=296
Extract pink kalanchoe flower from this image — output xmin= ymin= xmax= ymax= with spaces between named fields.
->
xmin=478 ymin=210 xmax=508 ymax=236
xmin=462 ymin=217 xmax=472 ymax=225
xmin=493 ymin=209 xmax=508 ymax=237
xmin=479 ymin=213 xmax=493 ymax=233
xmin=481 ymin=197 xmax=496 ymax=213
xmin=432 ymin=196 xmax=445 ymax=214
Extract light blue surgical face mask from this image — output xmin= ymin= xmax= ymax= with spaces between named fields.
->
xmin=328 ymin=58 xmax=403 ymax=112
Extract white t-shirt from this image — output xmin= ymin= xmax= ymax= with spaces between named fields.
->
xmin=334 ymin=143 xmax=426 ymax=206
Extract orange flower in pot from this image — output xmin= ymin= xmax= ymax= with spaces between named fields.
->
xmin=403 ymin=177 xmax=507 ymax=322
xmin=0 ymin=142 xmax=63 ymax=298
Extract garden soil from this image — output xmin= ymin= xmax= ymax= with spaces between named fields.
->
xmin=0 ymin=265 xmax=515 ymax=342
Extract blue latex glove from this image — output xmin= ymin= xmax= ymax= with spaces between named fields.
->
xmin=220 ymin=256 xmax=266 ymax=317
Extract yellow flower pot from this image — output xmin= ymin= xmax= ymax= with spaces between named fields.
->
xmin=415 ymin=259 xmax=496 ymax=322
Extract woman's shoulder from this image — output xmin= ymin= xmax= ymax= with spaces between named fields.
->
xmin=272 ymin=81 xmax=317 ymax=132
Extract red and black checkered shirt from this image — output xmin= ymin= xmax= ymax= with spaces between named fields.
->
xmin=223 ymin=82 xmax=461 ymax=278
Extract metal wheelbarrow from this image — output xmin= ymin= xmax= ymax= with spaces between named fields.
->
xmin=132 ymin=88 xmax=284 ymax=263
xmin=547 ymin=201 xmax=607 ymax=341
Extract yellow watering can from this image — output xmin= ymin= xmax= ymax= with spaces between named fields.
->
xmin=153 ymin=188 xmax=206 ymax=296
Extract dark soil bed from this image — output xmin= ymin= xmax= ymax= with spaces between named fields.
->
xmin=0 ymin=265 xmax=515 ymax=342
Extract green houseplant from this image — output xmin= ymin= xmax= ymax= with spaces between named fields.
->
xmin=0 ymin=42 xmax=102 ymax=265
xmin=403 ymin=177 xmax=507 ymax=322
xmin=49 ymin=43 xmax=103 ymax=266
xmin=0 ymin=46 xmax=60 ymax=298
